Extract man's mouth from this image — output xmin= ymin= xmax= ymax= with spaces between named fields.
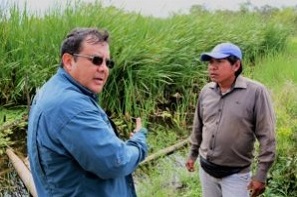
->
xmin=94 ymin=77 xmax=104 ymax=83
xmin=210 ymin=73 xmax=218 ymax=77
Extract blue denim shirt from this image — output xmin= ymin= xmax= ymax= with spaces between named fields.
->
xmin=27 ymin=68 xmax=148 ymax=197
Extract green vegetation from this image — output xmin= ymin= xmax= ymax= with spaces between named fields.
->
xmin=250 ymin=38 xmax=297 ymax=197
xmin=0 ymin=1 xmax=296 ymax=196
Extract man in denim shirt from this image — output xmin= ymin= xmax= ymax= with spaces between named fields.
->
xmin=27 ymin=28 xmax=148 ymax=197
xmin=186 ymin=43 xmax=276 ymax=197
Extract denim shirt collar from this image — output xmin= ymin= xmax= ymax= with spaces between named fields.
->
xmin=57 ymin=67 xmax=99 ymax=101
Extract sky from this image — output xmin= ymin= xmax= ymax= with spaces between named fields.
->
xmin=2 ymin=0 xmax=297 ymax=18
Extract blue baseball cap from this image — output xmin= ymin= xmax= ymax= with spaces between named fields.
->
xmin=200 ymin=42 xmax=242 ymax=61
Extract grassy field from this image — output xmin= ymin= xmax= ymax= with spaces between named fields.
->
xmin=0 ymin=1 xmax=296 ymax=196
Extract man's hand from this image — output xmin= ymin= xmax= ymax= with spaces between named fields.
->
xmin=247 ymin=180 xmax=266 ymax=197
xmin=130 ymin=117 xmax=142 ymax=138
xmin=134 ymin=117 xmax=142 ymax=131
xmin=185 ymin=159 xmax=195 ymax=172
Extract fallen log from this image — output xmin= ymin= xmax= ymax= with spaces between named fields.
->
xmin=6 ymin=148 xmax=37 ymax=197
xmin=140 ymin=138 xmax=189 ymax=165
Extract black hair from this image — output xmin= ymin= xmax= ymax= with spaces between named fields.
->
xmin=59 ymin=27 xmax=109 ymax=67
xmin=226 ymin=55 xmax=242 ymax=77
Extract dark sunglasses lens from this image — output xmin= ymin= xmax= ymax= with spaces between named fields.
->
xmin=106 ymin=60 xmax=115 ymax=69
xmin=92 ymin=56 xmax=103 ymax=66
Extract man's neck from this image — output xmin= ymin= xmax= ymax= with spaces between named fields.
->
xmin=218 ymin=76 xmax=236 ymax=93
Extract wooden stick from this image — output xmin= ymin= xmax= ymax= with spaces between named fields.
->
xmin=6 ymin=148 xmax=37 ymax=197
xmin=140 ymin=138 xmax=189 ymax=165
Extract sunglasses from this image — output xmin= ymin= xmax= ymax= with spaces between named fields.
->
xmin=73 ymin=53 xmax=114 ymax=69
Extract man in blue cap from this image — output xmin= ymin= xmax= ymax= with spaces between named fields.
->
xmin=185 ymin=42 xmax=276 ymax=197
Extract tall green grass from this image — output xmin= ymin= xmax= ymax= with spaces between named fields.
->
xmin=1 ymin=1 xmax=297 ymax=196
xmin=245 ymin=38 xmax=297 ymax=197
xmin=0 ymin=1 xmax=293 ymax=119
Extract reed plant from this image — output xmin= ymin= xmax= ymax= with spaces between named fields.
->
xmin=1 ymin=1 xmax=297 ymax=196
xmin=0 ymin=0 xmax=292 ymax=118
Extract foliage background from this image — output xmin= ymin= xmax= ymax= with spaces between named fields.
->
xmin=0 ymin=1 xmax=296 ymax=196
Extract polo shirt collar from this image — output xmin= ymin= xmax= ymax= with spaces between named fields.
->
xmin=209 ymin=75 xmax=247 ymax=90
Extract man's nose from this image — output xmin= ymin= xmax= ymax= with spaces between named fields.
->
xmin=208 ymin=63 xmax=218 ymax=70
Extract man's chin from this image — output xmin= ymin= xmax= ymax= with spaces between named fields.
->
xmin=89 ymin=86 xmax=103 ymax=94
xmin=210 ymin=78 xmax=218 ymax=83
xmin=94 ymin=88 xmax=103 ymax=94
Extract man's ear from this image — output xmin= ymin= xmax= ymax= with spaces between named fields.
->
xmin=62 ymin=53 xmax=73 ymax=72
xmin=233 ymin=60 xmax=241 ymax=71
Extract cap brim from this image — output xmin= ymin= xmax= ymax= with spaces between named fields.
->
xmin=200 ymin=52 xmax=230 ymax=61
